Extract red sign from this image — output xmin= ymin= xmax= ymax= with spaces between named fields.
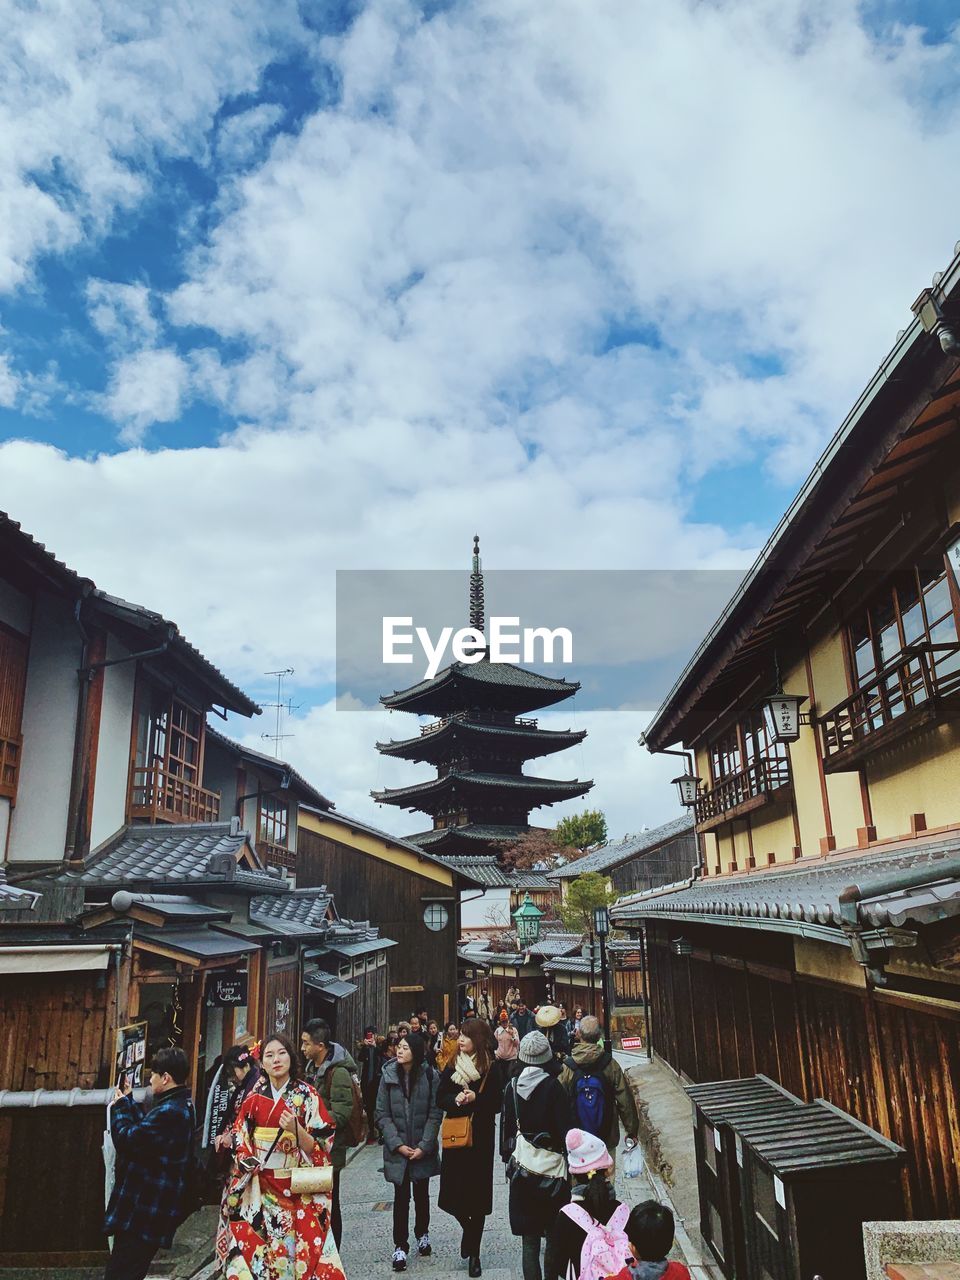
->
xmin=620 ymin=1036 xmax=643 ymax=1050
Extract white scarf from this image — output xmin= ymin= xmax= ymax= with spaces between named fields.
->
xmin=452 ymin=1052 xmax=482 ymax=1088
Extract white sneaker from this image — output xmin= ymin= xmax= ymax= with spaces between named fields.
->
xmin=417 ymin=1234 xmax=432 ymax=1256
xmin=393 ymin=1248 xmax=408 ymax=1272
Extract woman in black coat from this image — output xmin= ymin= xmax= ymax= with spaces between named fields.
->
xmin=437 ymin=1017 xmax=503 ymax=1278
xmin=375 ymin=1034 xmax=443 ymax=1272
xmin=501 ymin=1031 xmax=572 ymax=1280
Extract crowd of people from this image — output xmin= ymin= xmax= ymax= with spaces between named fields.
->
xmin=102 ymin=998 xmax=689 ymax=1280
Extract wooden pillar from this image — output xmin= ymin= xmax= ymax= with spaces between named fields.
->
xmin=246 ymin=949 xmax=264 ymax=1039
xmin=181 ymin=972 xmax=205 ymax=1091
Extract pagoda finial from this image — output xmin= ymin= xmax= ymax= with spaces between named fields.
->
xmin=469 ymin=534 xmax=484 ymax=633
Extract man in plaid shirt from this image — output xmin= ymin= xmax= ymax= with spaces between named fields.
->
xmin=104 ymin=1046 xmax=195 ymax=1280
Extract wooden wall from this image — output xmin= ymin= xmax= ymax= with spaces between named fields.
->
xmin=0 ymin=970 xmax=113 ymax=1090
xmin=265 ymin=961 xmax=300 ymax=1040
xmin=297 ymin=828 xmax=458 ymax=1025
xmin=645 ymin=920 xmax=960 ymax=1219
xmin=609 ymin=833 xmax=699 ymax=897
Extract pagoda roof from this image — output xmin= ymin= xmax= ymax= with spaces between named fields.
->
xmin=372 ymin=771 xmax=592 ymax=811
xmin=381 ymin=658 xmax=579 ymax=715
xmin=408 ymin=824 xmax=531 ymax=855
xmin=376 ymin=716 xmax=586 ymax=763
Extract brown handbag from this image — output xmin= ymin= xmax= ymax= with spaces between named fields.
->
xmin=441 ymin=1069 xmax=487 ymax=1150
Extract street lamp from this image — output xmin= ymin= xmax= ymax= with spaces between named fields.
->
xmin=593 ymin=907 xmax=613 ymax=1047
xmin=512 ymin=892 xmax=544 ymax=947
xmin=912 ymin=281 xmax=960 ymax=354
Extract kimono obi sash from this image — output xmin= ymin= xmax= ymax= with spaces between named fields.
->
xmin=252 ymin=1125 xmax=304 ymax=1171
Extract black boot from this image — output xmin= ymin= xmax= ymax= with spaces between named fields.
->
xmin=468 ymin=1257 xmax=482 ymax=1277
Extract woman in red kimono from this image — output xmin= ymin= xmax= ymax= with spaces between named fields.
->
xmin=220 ymin=1033 xmax=346 ymax=1280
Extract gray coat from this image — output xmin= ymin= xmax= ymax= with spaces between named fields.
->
xmin=375 ymin=1059 xmax=443 ymax=1184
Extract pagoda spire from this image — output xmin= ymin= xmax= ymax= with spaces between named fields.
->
xmin=469 ymin=533 xmax=485 ymax=633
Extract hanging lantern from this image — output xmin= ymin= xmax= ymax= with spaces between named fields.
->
xmin=672 ymin=771 xmax=701 ymax=807
xmin=762 ymin=693 xmax=808 ymax=744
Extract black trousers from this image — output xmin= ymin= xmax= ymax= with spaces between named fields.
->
xmin=393 ymin=1169 xmax=430 ymax=1249
xmin=362 ymin=1082 xmax=379 ymax=1139
xmin=332 ymin=1166 xmax=343 ymax=1248
xmin=456 ymin=1212 xmax=486 ymax=1257
xmin=103 ymin=1232 xmax=158 ymax=1280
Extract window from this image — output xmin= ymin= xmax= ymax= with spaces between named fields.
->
xmin=709 ymin=728 xmax=741 ymax=782
xmin=423 ymin=903 xmax=449 ymax=931
xmin=847 ymin=553 xmax=960 ymax=713
xmin=167 ymin=700 xmax=202 ymax=782
xmin=259 ymin=795 xmax=289 ymax=848
xmin=702 ymin=1121 xmax=718 ymax=1173
xmin=752 ymin=1163 xmax=780 ymax=1239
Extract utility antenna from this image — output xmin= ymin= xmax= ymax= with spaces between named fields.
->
xmin=262 ymin=668 xmax=298 ymax=757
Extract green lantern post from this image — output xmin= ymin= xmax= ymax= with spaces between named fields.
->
xmin=512 ymin=892 xmax=544 ymax=1002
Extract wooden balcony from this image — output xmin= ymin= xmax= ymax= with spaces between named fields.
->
xmin=820 ymin=642 xmax=960 ymax=773
xmin=695 ymin=757 xmax=791 ymax=832
xmin=0 ymin=734 xmax=22 ymax=803
xmin=257 ymin=840 xmax=296 ymax=871
xmin=129 ymin=763 xmax=220 ymax=825
xmin=421 ymin=710 xmax=538 ymax=735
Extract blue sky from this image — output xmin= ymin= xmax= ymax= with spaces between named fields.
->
xmin=2 ymin=0 xmax=960 ymax=837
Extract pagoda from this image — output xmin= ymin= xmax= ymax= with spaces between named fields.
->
xmin=372 ymin=536 xmax=592 ymax=859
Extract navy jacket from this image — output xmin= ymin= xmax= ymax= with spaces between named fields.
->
xmin=105 ymin=1086 xmax=195 ymax=1247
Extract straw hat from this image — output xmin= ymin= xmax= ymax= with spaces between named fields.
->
xmin=535 ymin=1005 xmax=562 ymax=1028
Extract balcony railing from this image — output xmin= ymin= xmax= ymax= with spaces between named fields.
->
xmin=820 ymin=642 xmax=960 ymax=772
xmin=695 ymin=756 xmax=791 ymax=831
xmin=129 ymin=763 xmax=220 ymax=825
xmin=0 ymin=733 xmax=22 ymax=803
xmin=257 ymin=840 xmax=296 ymax=871
xmin=421 ymin=710 xmax=538 ymax=735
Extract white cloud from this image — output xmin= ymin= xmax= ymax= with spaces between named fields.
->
xmin=86 ymin=279 xmax=159 ymax=349
xmin=0 ymin=1 xmax=307 ymax=291
xmin=101 ymin=348 xmax=191 ymax=442
xmin=215 ymin=103 xmax=285 ymax=169
xmin=0 ymin=355 xmax=19 ymax=408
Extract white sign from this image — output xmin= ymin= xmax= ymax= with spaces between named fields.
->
xmin=774 ymin=1174 xmax=786 ymax=1209
xmin=947 ymin=535 xmax=960 ymax=586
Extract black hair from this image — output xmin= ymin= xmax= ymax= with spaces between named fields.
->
xmin=398 ymin=1033 xmax=426 ymax=1092
xmin=151 ymin=1046 xmax=189 ymax=1084
xmin=224 ymin=1043 xmax=254 ymax=1069
xmin=262 ymin=1032 xmax=304 ymax=1080
xmin=302 ymin=1018 xmax=330 ymax=1045
xmin=626 ymin=1201 xmax=675 ymax=1262
xmin=571 ymin=1170 xmax=619 ymax=1225
xmin=364 ymin=1025 xmax=376 ymax=1035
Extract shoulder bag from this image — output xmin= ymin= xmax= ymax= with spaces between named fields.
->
xmin=441 ymin=1069 xmax=488 ymax=1151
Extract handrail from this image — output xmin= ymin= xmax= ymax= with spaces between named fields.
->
xmin=695 ymin=756 xmax=791 ymax=825
xmin=129 ymin=761 xmax=221 ymax=824
xmin=820 ymin=641 xmax=960 ymax=761
xmin=420 ymin=710 xmax=538 ymax=735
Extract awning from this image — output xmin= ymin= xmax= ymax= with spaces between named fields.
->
xmin=0 ymin=945 xmax=114 ymax=974
xmin=134 ymin=927 xmax=261 ymax=964
xmin=323 ymin=937 xmax=397 ymax=959
xmin=303 ymin=971 xmax=358 ymax=999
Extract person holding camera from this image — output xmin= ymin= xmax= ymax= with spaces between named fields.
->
xmin=104 ymin=1046 xmax=195 ymax=1280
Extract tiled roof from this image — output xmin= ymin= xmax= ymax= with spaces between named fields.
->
xmin=373 ymin=771 xmax=592 ymax=802
xmin=611 ymin=834 xmax=960 ymax=936
xmin=0 ymin=867 xmax=41 ymax=911
xmin=303 ymin=806 xmax=483 ymax=881
xmin=205 ymin=726 xmax=332 ymax=810
xmin=59 ymin=822 xmax=287 ymax=894
xmin=251 ymin=886 xmax=334 ymax=935
xmin=508 ymin=870 xmax=559 ymax=891
xmin=550 ymin=814 xmax=696 ymax=880
xmin=382 ymin=660 xmax=580 ymax=708
xmin=541 ymin=955 xmax=594 ymax=974
xmin=411 ymin=824 xmax=529 ymax=847
xmin=528 ymin=932 xmax=583 ymax=958
xmin=432 ymin=856 xmax=512 ymax=887
xmin=377 ymin=719 xmax=585 ymax=755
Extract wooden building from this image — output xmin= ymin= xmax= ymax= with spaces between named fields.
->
xmin=374 ymin=537 xmax=591 ymax=859
xmin=550 ymin=814 xmax=698 ymax=899
xmin=295 ymin=805 xmax=483 ymax=1025
xmin=613 ymin=256 xmax=960 ymax=1220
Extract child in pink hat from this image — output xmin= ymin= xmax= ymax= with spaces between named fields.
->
xmin=545 ymin=1130 xmax=629 ymax=1280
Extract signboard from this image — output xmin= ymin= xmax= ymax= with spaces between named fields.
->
xmin=115 ymin=1020 xmax=147 ymax=1091
xmin=620 ymin=1035 xmax=643 ymax=1050
xmin=206 ymin=973 xmax=248 ymax=1007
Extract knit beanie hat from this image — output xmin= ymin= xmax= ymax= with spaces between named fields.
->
xmin=535 ymin=1005 xmax=562 ymax=1029
xmin=519 ymin=1030 xmax=553 ymax=1065
xmin=566 ymin=1127 xmax=613 ymax=1173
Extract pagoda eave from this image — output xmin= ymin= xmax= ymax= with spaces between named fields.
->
xmin=381 ymin=661 xmax=580 ymax=717
xmin=371 ymin=772 xmax=593 ymax=811
xmin=375 ymin=722 xmax=587 ymax=763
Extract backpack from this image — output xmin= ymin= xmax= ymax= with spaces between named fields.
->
xmin=561 ymin=1202 xmax=631 ymax=1280
xmin=566 ymin=1056 xmax=612 ymax=1138
xmin=341 ymin=1069 xmax=368 ymax=1147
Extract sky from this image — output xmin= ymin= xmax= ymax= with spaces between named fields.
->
xmin=2 ymin=0 xmax=960 ymax=841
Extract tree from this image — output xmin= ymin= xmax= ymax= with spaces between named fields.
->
xmin=555 ymin=809 xmax=607 ymax=854
xmin=500 ymin=829 xmax=576 ymax=871
xmin=559 ymin=871 xmax=618 ymax=934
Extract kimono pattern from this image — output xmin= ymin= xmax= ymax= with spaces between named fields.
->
xmin=219 ymin=1076 xmax=346 ymax=1280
